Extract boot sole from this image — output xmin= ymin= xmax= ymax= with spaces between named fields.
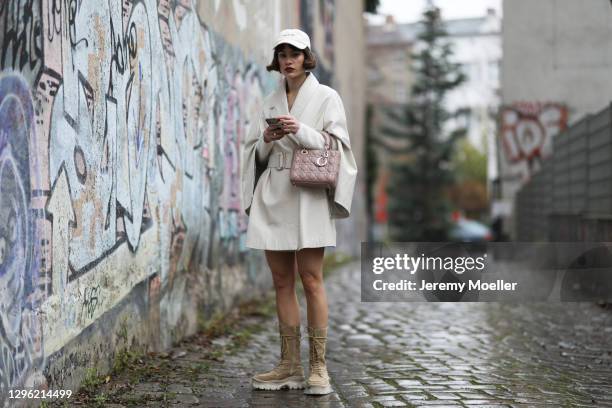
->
xmin=304 ymin=384 xmax=334 ymax=395
xmin=252 ymin=376 xmax=306 ymax=390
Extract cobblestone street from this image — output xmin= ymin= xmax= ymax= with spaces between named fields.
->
xmin=66 ymin=261 xmax=612 ymax=408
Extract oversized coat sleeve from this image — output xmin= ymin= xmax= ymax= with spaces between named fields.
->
xmin=300 ymin=89 xmax=358 ymax=219
xmin=241 ymin=109 xmax=270 ymax=217
xmin=292 ymin=122 xmax=326 ymax=149
xmin=325 ymin=90 xmax=358 ymax=219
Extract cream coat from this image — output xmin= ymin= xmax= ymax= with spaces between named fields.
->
xmin=240 ymin=72 xmax=358 ymax=250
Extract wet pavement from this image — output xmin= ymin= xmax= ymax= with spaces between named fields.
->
xmin=48 ymin=261 xmax=612 ymax=407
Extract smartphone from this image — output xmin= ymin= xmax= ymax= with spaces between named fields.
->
xmin=265 ymin=117 xmax=282 ymax=129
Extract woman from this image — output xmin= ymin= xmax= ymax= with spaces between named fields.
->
xmin=240 ymin=28 xmax=358 ymax=395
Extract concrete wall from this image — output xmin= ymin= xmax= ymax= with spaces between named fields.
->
xmin=502 ymin=0 xmax=612 ymax=120
xmin=330 ymin=0 xmax=367 ymax=255
xmin=499 ymin=0 xmax=612 ymax=236
xmin=0 ymin=0 xmax=365 ymax=401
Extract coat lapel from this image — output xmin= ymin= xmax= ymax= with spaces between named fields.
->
xmin=284 ymin=72 xmax=319 ymax=119
xmin=264 ymin=77 xmax=288 ymax=118
xmin=265 ymin=72 xmax=319 ymax=120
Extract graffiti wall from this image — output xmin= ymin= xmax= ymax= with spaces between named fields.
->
xmin=0 ymin=0 xmax=286 ymax=400
xmin=500 ymin=102 xmax=568 ymax=182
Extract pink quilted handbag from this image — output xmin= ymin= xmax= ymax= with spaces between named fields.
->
xmin=290 ymin=130 xmax=339 ymax=189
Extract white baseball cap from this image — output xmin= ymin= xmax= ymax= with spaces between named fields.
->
xmin=273 ymin=29 xmax=311 ymax=50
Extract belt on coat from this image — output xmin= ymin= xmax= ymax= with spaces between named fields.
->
xmin=266 ymin=151 xmax=294 ymax=170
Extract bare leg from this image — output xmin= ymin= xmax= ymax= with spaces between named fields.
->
xmin=296 ymin=247 xmax=327 ymax=328
xmin=265 ymin=249 xmax=300 ymax=326
xmin=252 ymin=250 xmax=305 ymax=391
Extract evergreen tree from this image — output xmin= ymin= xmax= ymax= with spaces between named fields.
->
xmin=381 ymin=2 xmax=466 ymax=241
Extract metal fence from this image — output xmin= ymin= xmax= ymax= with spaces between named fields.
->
xmin=515 ymin=102 xmax=612 ymax=241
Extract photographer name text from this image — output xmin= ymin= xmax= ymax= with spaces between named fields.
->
xmin=372 ymin=279 xmax=517 ymax=291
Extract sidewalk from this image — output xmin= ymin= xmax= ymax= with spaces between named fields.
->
xmin=48 ymin=261 xmax=612 ymax=407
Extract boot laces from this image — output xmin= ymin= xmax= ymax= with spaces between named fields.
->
xmin=275 ymin=333 xmax=297 ymax=370
xmin=309 ymin=336 xmax=326 ymax=375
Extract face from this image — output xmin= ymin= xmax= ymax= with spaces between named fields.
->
xmin=277 ymin=44 xmax=305 ymax=78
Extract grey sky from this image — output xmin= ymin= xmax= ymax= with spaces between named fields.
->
xmin=368 ymin=0 xmax=502 ymax=24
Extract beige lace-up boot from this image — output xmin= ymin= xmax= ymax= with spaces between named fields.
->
xmin=304 ymin=326 xmax=333 ymax=395
xmin=251 ymin=322 xmax=306 ymax=390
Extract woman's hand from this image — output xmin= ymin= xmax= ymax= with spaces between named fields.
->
xmin=263 ymin=123 xmax=286 ymax=143
xmin=277 ymin=115 xmax=301 ymax=135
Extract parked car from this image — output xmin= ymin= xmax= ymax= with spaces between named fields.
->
xmin=449 ymin=217 xmax=493 ymax=242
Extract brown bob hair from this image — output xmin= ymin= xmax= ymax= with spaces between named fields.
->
xmin=266 ymin=43 xmax=317 ymax=72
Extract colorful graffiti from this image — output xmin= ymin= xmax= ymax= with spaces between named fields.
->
xmin=0 ymin=0 xmax=273 ymax=402
xmin=500 ymin=102 xmax=568 ymax=180
xmin=0 ymin=73 xmax=45 ymax=402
